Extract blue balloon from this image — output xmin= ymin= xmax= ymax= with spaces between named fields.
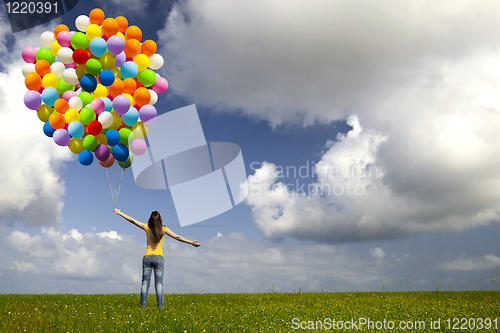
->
xmin=89 ymin=37 xmax=107 ymax=57
xmin=41 ymin=87 xmax=59 ymax=106
xmin=43 ymin=121 xmax=56 ymax=137
xmin=112 ymin=143 xmax=129 ymax=162
xmin=120 ymin=61 xmax=138 ymax=79
xmin=105 ymin=129 xmax=120 ymax=146
xmin=78 ymin=150 xmax=94 ymax=166
xmin=80 ymin=74 xmax=97 ymax=92
xmin=100 ymin=97 xmax=112 ymax=111
xmin=122 ymin=107 xmax=139 ymax=126
xmin=68 ymin=121 xmax=84 ymax=138
xmin=99 ymin=69 xmax=115 ymax=87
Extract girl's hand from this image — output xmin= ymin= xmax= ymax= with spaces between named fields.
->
xmin=191 ymin=240 xmax=201 ymax=247
xmin=114 ymin=208 xmax=121 ymax=214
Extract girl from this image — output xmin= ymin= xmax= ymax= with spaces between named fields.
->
xmin=114 ymin=209 xmax=201 ymax=309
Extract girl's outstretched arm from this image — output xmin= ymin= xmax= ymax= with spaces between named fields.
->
xmin=165 ymin=229 xmax=201 ymax=247
xmin=114 ymin=208 xmax=146 ymax=230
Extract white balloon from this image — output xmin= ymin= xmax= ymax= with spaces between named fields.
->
xmin=148 ymin=89 xmax=158 ymax=105
xmin=149 ymin=54 xmax=164 ymax=70
xmin=63 ymin=68 xmax=79 ymax=85
xmin=40 ymin=31 xmax=55 ymax=48
xmin=68 ymin=96 xmax=83 ymax=111
xmin=75 ymin=15 xmax=90 ymax=32
xmin=57 ymin=47 xmax=74 ymax=64
xmin=22 ymin=63 xmax=36 ymax=77
xmin=50 ymin=62 xmax=65 ymax=78
xmin=98 ymin=112 xmax=113 ymax=128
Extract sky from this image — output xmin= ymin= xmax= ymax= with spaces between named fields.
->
xmin=1 ymin=0 xmax=500 ymax=294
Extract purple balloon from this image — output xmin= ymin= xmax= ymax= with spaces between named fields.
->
xmin=107 ymin=35 xmax=125 ymax=56
xmin=112 ymin=95 xmax=131 ymax=115
xmin=24 ymin=90 xmax=42 ymax=110
xmin=114 ymin=51 xmax=126 ymax=68
xmin=139 ymin=104 xmax=157 ymax=125
xmin=94 ymin=144 xmax=110 ymax=162
xmin=53 ymin=129 xmax=71 ymax=146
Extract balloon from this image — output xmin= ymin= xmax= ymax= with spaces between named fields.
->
xmin=98 ymin=111 xmax=113 ymax=128
xmin=124 ymin=39 xmax=141 ymax=58
xmin=80 ymin=106 xmax=96 ymax=125
xmin=118 ymin=154 xmax=134 ymax=169
xmin=65 ymin=109 xmax=80 ymax=123
xmin=125 ymin=26 xmax=142 ymax=41
xmin=72 ymin=48 xmax=89 ymax=64
xmin=78 ymin=150 xmax=94 ymax=166
xmin=89 ymin=37 xmax=107 ymax=57
xmin=78 ymin=92 xmax=93 ymax=106
xmin=62 ymin=90 xmax=78 ymax=101
xmin=99 ymin=153 xmax=115 ymax=168
xmin=122 ymin=78 xmax=137 ymax=95
xmin=148 ymin=90 xmax=158 ymax=105
xmin=62 ymin=68 xmax=79 ymax=85
xmin=41 ymin=31 xmax=55 ymax=48
xmin=43 ymin=121 xmax=56 ymax=137
xmin=53 ymin=129 xmax=70 ymax=146
xmin=96 ymin=133 xmax=107 ymax=145
xmin=120 ymin=61 xmax=138 ymax=79
xmin=83 ymin=134 xmax=98 ymax=151
xmin=109 ymin=111 xmax=122 ymax=130
xmin=86 ymin=24 xmax=102 ymax=41
xmin=99 ymin=69 xmax=115 ymax=86
xmin=107 ymin=35 xmax=125 ymax=55
xmin=102 ymin=18 xmax=119 ymax=37
xmin=137 ymin=69 xmax=156 ymax=87
xmin=130 ymin=139 xmax=147 ymax=156
xmin=141 ymin=40 xmax=157 ymax=57
xmin=54 ymin=99 xmax=69 ymax=114
xmin=71 ymin=32 xmax=88 ymax=49
xmin=89 ymin=98 xmax=105 ymax=114
xmin=75 ymin=64 xmax=87 ymax=78
xmin=100 ymin=97 xmax=113 ymax=111
xmin=41 ymin=87 xmax=59 ymax=106
xmin=88 ymin=120 xmax=103 ymax=136
xmin=69 ymin=138 xmax=84 ymax=154
xmin=25 ymin=72 xmax=42 ymax=91
xmin=42 ymin=73 xmax=58 ymax=89
xmin=139 ymin=104 xmax=157 ymax=125
xmin=92 ymin=84 xmax=108 ymax=99
xmin=37 ymin=104 xmax=53 ymax=122
xmin=149 ymin=54 xmax=164 ymax=70
xmin=114 ymin=51 xmax=126 ymax=68
xmin=107 ymin=78 xmax=124 ymax=97
xmin=50 ymin=62 xmax=65 ymax=78
xmin=112 ymin=95 xmax=131 ymax=115
xmin=75 ymin=15 xmax=90 ymax=32
xmin=131 ymin=121 xmax=148 ymax=139
xmin=94 ymin=144 xmax=110 ymax=161
xmin=115 ymin=16 xmax=128 ymax=33
xmin=53 ymin=24 xmax=69 ymax=39
xmin=80 ymin=74 xmax=97 ymax=92
xmin=49 ymin=112 xmax=65 ymax=129
xmin=86 ymin=58 xmax=102 ymax=76
xmin=122 ymin=107 xmax=139 ymax=126
xmin=99 ymin=52 xmax=116 ymax=70
xmin=133 ymin=87 xmax=150 ymax=107
xmin=22 ymin=47 xmax=37 ymax=63
xmin=57 ymin=77 xmax=75 ymax=95
xmin=57 ymin=30 xmax=72 ymax=47
xmin=22 ymin=63 xmax=36 ymax=76
xmin=151 ymin=77 xmax=168 ymax=93
xmin=51 ymin=40 xmax=62 ymax=57
xmin=24 ymin=90 xmax=42 ymax=110
xmin=112 ymin=143 xmax=129 ymax=162
xmin=57 ymin=47 xmax=74 ymax=64
xmin=119 ymin=127 xmax=133 ymax=146
xmin=133 ymin=54 xmax=150 ymax=72
xmin=89 ymin=8 xmax=105 ymax=25
xmin=35 ymin=59 xmax=51 ymax=77
xmin=68 ymin=121 xmax=84 ymax=138
xmin=105 ymin=129 xmax=120 ymax=146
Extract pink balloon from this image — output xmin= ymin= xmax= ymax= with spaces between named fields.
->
xmin=151 ymin=77 xmax=168 ymax=94
xmin=66 ymin=62 xmax=77 ymax=69
xmin=57 ymin=31 xmax=72 ymax=47
xmin=89 ymin=98 xmax=105 ymax=115
xmin=130 ymin=139 xmax=147 ymax=156
xmin=22 ymin=47 xmax=37 ymax=63
xmin=62 ymin=90 xmax=78 ymax=101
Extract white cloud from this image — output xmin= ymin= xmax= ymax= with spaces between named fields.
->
xmin=370 ymin=247 xmax=386 ymax=260
xmin=442 ymin=254 xmax=500 ymax=271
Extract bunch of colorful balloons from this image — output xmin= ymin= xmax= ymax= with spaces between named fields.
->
xmin=22 ymin=8 xmax=168 ymax=169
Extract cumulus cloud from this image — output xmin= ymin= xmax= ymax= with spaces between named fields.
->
xmin=442 ymin=254 xmax=500 ymax=271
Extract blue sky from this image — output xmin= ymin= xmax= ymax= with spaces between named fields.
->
xmin=1 ymin=0 xmax=500 ymax=294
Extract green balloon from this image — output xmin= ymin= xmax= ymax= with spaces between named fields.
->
xmin=57 ymin=78 xmax=75 ymax=94
xmin=82 ymin=135 xmax=98 ymax=151
xmin=86 ymin=58 xmax=102 ymax=76
xmin=78 ymin=92 xmax=93 ymax=107
xmin=118 ymin=153 xmax=134 ymax=169
xmin=80 ymin=107 xmax=96 ymax=125
xmin=71 ymin=32 xmax=88 ymax=50
xmin=36 ymin=48 xmax=53 ymax=64
xmin=119 ymin=128 xmax=133 ymax=146
xmin=136 ymin=69 xmax=156 ymax=87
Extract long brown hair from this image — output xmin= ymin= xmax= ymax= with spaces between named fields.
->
xmin=148 ymin=211 xmax=164 ymax=243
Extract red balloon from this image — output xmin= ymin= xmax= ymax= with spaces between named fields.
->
xmin=72 ymin=49 xmax=90 ymax=65
xmin=99 ymin=153 xmax=115 ymax=168
xmin=87 ymin=120 xmax=103 ymax=136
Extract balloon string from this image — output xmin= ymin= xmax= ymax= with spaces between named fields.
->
xmin=101 ymin=166 xmax=115 ymax=207
xmin=115 ymin=167 xmax=125 ymax=207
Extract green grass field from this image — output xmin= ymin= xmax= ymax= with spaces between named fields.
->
xmin=0 ymin=291 xmax=499 ymax=332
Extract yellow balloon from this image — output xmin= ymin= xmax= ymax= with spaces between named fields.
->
xmin=96 ymin=133 xmax=108 ymax=145
xmin=99 ymin=52 xmax=116 ymax=70
xmin=37 ymin=105 xmax=53 ymax=122
xmin=51 ymin=40 xmax=62 ymax=57
xmin=92 ymin=84 xmax=108 ymax=99
xmin=116 ymin=32 xmax=125 ymax=40
xmin=75 ymin=64 xmax=87 ymax=78
xmin=65 ymin=109 xmax=80 ymax=123
xmin=86 ymin=24 xmax=102 ymax=41
xmin=68 ymin=138 xmax=84 ymax=154
xmin=109 ymin=111 xmax=122 ymax=130
xmin=42 ymin=73 xmax=58 ymax=89
xmin=131 ymin=121 xmax=148 ymax=139
xmin=123 ymin=93 xmax=134 ymax=106
xmin=133 ymin=54 xmax=150 ymax=72
xmin=111 ymin=67 xmax=121 ymax=79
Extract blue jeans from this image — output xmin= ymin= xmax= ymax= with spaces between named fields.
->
xmin=140 ymin=255 xmax=164 ymax=309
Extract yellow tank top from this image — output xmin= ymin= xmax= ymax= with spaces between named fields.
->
xmin=144 ymin=225 xmax=168 ymax=257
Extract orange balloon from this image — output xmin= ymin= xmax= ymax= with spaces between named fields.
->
xmin=133 ymin=87 xmax=151 ymax=107
xmin=35 ymin=59 xmax=51 ymax=77
xmin=125 ymin=26 xmax=142 ymax=41
xmin=115 ymin=16 xmax=128 ymax=33
xmin=54 ymin=99 xmax=69 ymax=114
xmin=141 ymin=40 xmax=157 ymax=57
xmin=102 ymin=18 xmax=119 ymax=37
xmin=25 ymin=72 xmax=42 ymax=91
xmin=124 ymin=39 xmax=141 ymax=58
xmin=49 ymin=112 xmax=65 ymax=129
xmin=53 ymin=24 xmax=69 ymax=39
xmin=122 ymin=78 xmax=137 ymax=95
xmin=89 ymin=8 xmax=105 ymax=25
xmin=99 ymin=154 xmax=115 ymax=168
xmin=107 ymin=78 xmax=124 ymax=97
